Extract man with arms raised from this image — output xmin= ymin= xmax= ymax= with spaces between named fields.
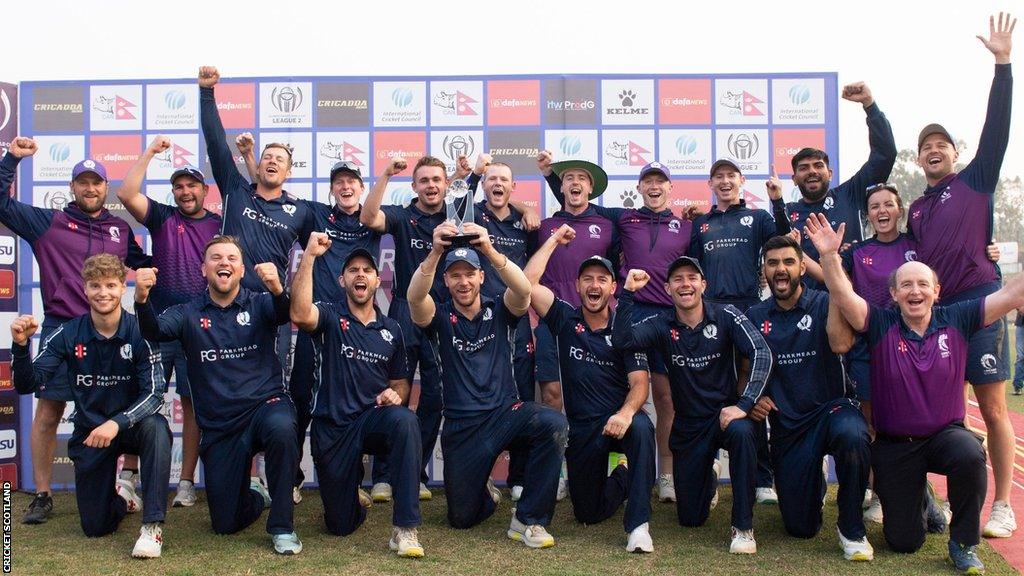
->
xmin=134 ymin=237 xmax=302 ymax=555
xmin=408 ymin=221 xmax=567 ymax=547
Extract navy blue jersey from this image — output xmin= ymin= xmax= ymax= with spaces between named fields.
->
xmin=12 ymin=309 xmax=163 ymax=431
xmin=200 ymin=86 xmax=314 ymax=290
xmin=746 ymin=288 xmax=850 ymax=434
xmin=381 ymin=202 xmax=448 ymax=300
xmin=309 ymin=301 xmax=408 ymax=425
xmin=303 ymin=201 xmax=382 ymax=304
xmin=543 ymin=299 xmax=647 ymax=421
xmin=423 ymin=297 xmax=521 ymax=418
xmin=784 ymin=103 xmax=897 ymax=282
xmin=688 ymin=200 xmax=790 ymax=304
xmin=474 ymin=202 xmax=531 ymax=299
xmin=135 ymin=288 xmax=290 ymax=440
xmin=613 ymin=291 xmax=771 ymax=418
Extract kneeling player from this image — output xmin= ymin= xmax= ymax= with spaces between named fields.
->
xmin=525 ymin=224 xmax=656 ymax=552
xmin=11 ymin=254 xmax=170 ymax=558
xmin=409 ymin=222 xmax=568 ymax=547
xmin=292 ymin=234 xmax=423 ymax=557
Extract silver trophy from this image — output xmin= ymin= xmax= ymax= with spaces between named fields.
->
xmin=442 ymin=179 xmax=478 ymax=247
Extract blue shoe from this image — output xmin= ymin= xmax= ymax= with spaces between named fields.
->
xmin=947 ymin=540 xmax=985 ymax=574
xmin=272 ymin=532 xmax=302 ymax=555
xmin=250 ymin=476 xmax=271 ymax=507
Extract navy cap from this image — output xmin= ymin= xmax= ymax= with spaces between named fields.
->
xmin=330 ymin=161 xmax=363 ymax=182
xmin=444 ymin=247 xmax=482 ymax=271
xmin=638 ymin=161 xmax=671 ymax=181
xmin=343 ymin=247 xmax=379 ymax=272
xmin=709 ymin=158 xmax=741 ymax=178
xmin=667 ymin=255 xmax=704 ymax=278
xmin=71 ymin=159 xmax=107 ymax=182
xmin=170 ymin=165 xmax=206 ymax=185
xmin=577 ymin=255 xmax=615 ymax=278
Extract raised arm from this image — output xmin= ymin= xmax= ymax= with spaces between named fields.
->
xmin=964 ymin=12 xmax=1016 ymax=193
xmin=464 ymin=222 xmax=531 ymax=316
xmin=408 ymin=223 xmax=456 ymax=327
xmin=805 ymin=213 xmax=869 ymax=332
xmin=0 ymin=138 xmax=54 ymax=241
xmin=133 ymin=268 xmax=185 ymax=342
xmin=198 ymin=66 xmax=247 ymax=197
xmin=253 ymin=262 xmax=289 ymax=324
xmin=291 ymin=233 xmax=330 ymax=331
xmin=766 ymin=167 xmax=791 ymax=234
xmin=983 ymin=262 xmax=1024 ymax=325
xmin=235 ymin=132 xmax=259 ymax=183
xmin=611 ymin=270 xmax=665 ymax=350
xmin=10 ymin=315 xmax=49 ymax=395
xmin=523 ymin=223 xmax=576 ymax=318
xmin=360 ymin=158 xmax=406 ymax=233
xmin=826 ymin=294 xmax=856 ymax=354
xmin=838 ymin=82 xmax=897 ymax=203
xmin=119 ymin=136 xmax=167 ymax=223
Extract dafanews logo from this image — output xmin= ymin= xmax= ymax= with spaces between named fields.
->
xmin=259 ymin=82 xmax=313 ymax=128
xmin=771 ymin=78 xmax=825 ymax=125
xmin=658 ymin=129 xmax=712 ymax=175
xmin=601 ymin=130 xmax=654 ymax=176
xmin=32 ymin=86 xmax=85 ymax=131
xmin=89 ymin=85 xmax=143 ymax=131
xmin=714 ymin=79 xmax=768 ymax=126
xmin=317 ymin=82 xmax=370 ymax=127
xmin=32 ymin=136 xmax=85 ymax=182
xmin=601 ymin=79 xmax=654 ymax=125
xmin=146 ymin=84 xmax=198 ymax=130
xmin=430 ymin=81 xmax=483 ymax=127
xmin=316 ymin=132 xmax=370 ymax=178
xmin=373 ymin=82 xmax=426 ymax=127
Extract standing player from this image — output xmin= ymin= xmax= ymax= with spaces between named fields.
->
xmin=134 ymin=237 xmax=302 ymax=555
xmin=525 ymin=225 xmax=656 ymax=552
xmin=11 ymin=254 xmax=170 ymax=558
xmin=907 ymin=13 xmax=1017 ymax=538
xmin=117 ymin=135 xmax=221 ymax=508
xmin=1014 ymin=305 xmax=1024 ymax=395
xmin=807 ymin=213 xmax=1024 ymax=574
xmin=613 ymin=258 xmax=772 ymax=554
xmin=408 ymin=222 xmax=567 ymax=546
xmin=291 ymin=234 xmax=423 ymax=558
xmin=745 ymin=235 xmax=873 ymax=561
xmin=0 ymin=137 xmax=150 ymax=524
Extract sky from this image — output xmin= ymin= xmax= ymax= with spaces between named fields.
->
xmin=3 ymin=0 xmax=1021 ymax=181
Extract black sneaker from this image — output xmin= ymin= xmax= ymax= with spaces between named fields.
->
xmin=23 ymin=492 xmax=53 ymax=525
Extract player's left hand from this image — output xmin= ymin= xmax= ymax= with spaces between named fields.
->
xmin=376 ymin=388 xmax=401 ymax=407
xmin=603 ymin=411 xmax=633 ymax=439
xmin=748 ymin=396 xmax=776 ymax=423
xmin=681 ymin=205 xmax=705 ymax=221
xmin=719 ymin=405 xmax=748 ymax=431
xmin=462 ymin=222 xmax=492 ymax=251
xmin=520 ymin=206 xmax=541 ymax=232
xmin=453 ymin=155 xmax=472 ymax=180
xmin=841 ymin=82 xmax=874 ymax=108
xmin=254 ymin=263 xmax=283 ymax=295
xmin=84 ymin=420 xmax=120 ymax=448
xmin=766 ymin=166 xmax=784 ymax=201
xmin=978 ymin=12 xmax=1016 ymax=63
xmin=986 ymin=242 xmax=1002 ymax=262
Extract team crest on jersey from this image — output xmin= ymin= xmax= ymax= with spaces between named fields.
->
xmin=823 ymin=197 xmax=835 ymax=210
xmin=482 ymin=308 xmax=493 ymax=321
xmin=703 ymin=324 xmax=717 ymax=340
xmin=740 ymin=216 xmax=754 ymax=227
xmin=199 ymin=317 xmax=212 ymax=329
xmin=797 ymin=314 xmax=813 ymax=331
xmin=236 ymin=311 xmax=250 ymax=326
xmin=668 ymin=219 xmax=681 ymax=233
xmin=109 ymin=226 xmax=121 ymax=243
xmin=980 ymin=353 xmax=997 ymax=373
xmin=119 ymin=343 xmax=132 ymax=360
xmin=75 ymin=343 xmax=87 ymax=359
xmin=938 ymin=333 xmax=950 ymax=358
xmin=589 ymin=224 xmax=602 ymax=239
xmin=670 ymin=328 xmax=679 ymax=341
xmin=760 ymin=321 xmax=772 ymax=335
xmin=605 ymin=335 xmax=613 ymax=347
xmin=514 ymin=220 xmax=523 ymax=230
xmin=282 ymin=204 xmax=297 ymax=216
xmin=939 ymin=190 xmax=951 ymax=204
xmin=340 ymin=318 xmax=350 ymax=331
xmin=904 ymin=250 xmax=917 ymax=262
xmin=380 ymin=328 xmax=394 ymax=344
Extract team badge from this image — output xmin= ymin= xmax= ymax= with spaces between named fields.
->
xmin=109 ymin=226 xmax=121 ymax=243
xmin=823 ymin=197 xmax=835 ymax=210
xmin=797 ymin=314 xmax=813 ymax=331
xmin=119 ymin=343 xmax=132 ymax=360
xmin=740 ymin=216 xmax=753 ymax=227
xmin=605 ymin=335 xmax=613 ymax=347
xmin=380 ymin=328 xmax=394 ymax=343
xmin=482 ymin=308 xmax=493 ymax=321
xmin=703 ymin=325 xmax=717 ymax=340
xmin=938 ymin=333 xmax=950 ymax=358
xmin=668 ymin=219 xmax=681 ymax=233
xmin=236 ymin=311 xmax=251 ymax=326
xmin=282 ymin=204 xmax=297 ymax=216
xmin=904 ymin=250 xmax=917 ymax=262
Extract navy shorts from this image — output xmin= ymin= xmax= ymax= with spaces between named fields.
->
xmin=35 ymin=319 xmax=72 ymax=402
xmin=965 ymin=316 xmax=1010 ymax=385
xmin=161 ymin=340 xmax=191 ymax=398
xmin=631 ymin=301 xmax=673 ymax=375
xmin=533 ymin=322 xmax=560 ymax=383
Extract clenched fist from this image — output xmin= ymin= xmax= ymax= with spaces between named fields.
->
xmin=198 ymin=66 xmax=220 ymax=88
xmin=254 ymin=263 xmax=283 ymax=295
xmin=235 ymin=132 xmax=255 ymax=156
xmin=10 ymin=315 xmax=39 ymax=346
xmin=134 ymin=267 xmax=159 ymax=303
xmin=624 ymin=269 xmax=650 ymax=292
xmin=147 ymin=136 xmax=171 ymax=156
xmin=8 ymin=137 xmax=38 ymax=158
xmin=383 ymin=158 xmax=407 ymax=177
xmin=304 ymin=232 xmax=332 ymax=258
xmin=536 ymin=150 xmax=553 ymax=176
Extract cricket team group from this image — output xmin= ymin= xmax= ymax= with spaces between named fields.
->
xmin=4 ymin=12 xmax=1023 ymax=574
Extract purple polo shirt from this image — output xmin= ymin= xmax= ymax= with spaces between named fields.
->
xmin=614 ymin=207 xmax=691 ymax=307
xmin=538 ymin=206 xmax=615 ymax=306
xmin=841 ymin=233 xmax=917 ymax=309
xmin=143 ymin=201 xmax=222 ymax=313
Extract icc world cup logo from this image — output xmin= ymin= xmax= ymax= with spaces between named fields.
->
xmin=272 ymin=86 xmax=303 ymax=113
xmin=727 ymin=133 xmax=759 ymax=160
xmin=442 ymin=135 xmax=475 ymax=163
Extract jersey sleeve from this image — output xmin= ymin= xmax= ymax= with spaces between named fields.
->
xmin=623 ymin=348 xmax=649 ymax=374
xmin=387 ymin=324 xmax=410 ymax=380
xmin=865 ymin=305 xmax=896 ymax=343
xmin=541 ymin=298 xmax=575 ymax=334
xmin=836 ymin=103 xmax=898 ymax=210
xmin=135 ymin=300 xmax=186 ymax=343
xmin=946 ymin=299 xmax=985 ymax=337
xmin=142 ymin=200 xmax=175 ymax=232
xmin=381 ymin=204 xmax=406 ymax=237
xmin=960 ymin=64 xmax=1013 ymax=194
xmin=12 ymin=326 xmax=68 ymax=395
xmin=200 ymin=86 xmax=248 ymax=198
xmin=311 ymin=302 xmax=334 ymax=336
xmin=611 ymin=290 xmax=664 ymax=351
xmin=723 ymin=305 xmax=772 ymax=413
xmin=0 ymin=154 xmax=55 ymax=242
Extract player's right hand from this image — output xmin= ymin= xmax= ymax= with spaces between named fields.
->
xmin=383 ymin=158 xmax=408 ymax=177
xmin=8 ymin=137 xmax=38 ymax=158
xmin=550 ymin=223 xmax=576 ymax=246
xmin=198 ymin=66 xmax=220 ymax=88
xmin=304 ymin=232 xmax=332 ymax=257
xmin=474 ymin=153 xmax=493 ymax=176
xmin=536 ymin=150 xmax=553 ymax=176
xmin=148 ymin=136 xmax=171 ymax=155
xmin=624 ymin=269 xmax=650 ymax=292
xmin=134 ymin=267 xmax=158 ymax=301
xmin=10 ymin=315 xmax=39 ymax=346
xmin=749 ymin=396 xmax=776 ymax=423
xmin=235 ymin=132 xmax=255 ymax=156
xmin=433 ymin=221 xmax=458 ymax=252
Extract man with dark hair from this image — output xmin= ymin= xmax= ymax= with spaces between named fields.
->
xmin=11 ymin=254 xmax=169 ymax=558
xmin=906 ymin=13 xmax=1018 ymax=538
xmin=746 ymin=235 xmax=872 ymax=561
xmin=0 ymin=137 xmax=151 ymax=524
xmin=134 ymin=236 xmax=302 ymax=555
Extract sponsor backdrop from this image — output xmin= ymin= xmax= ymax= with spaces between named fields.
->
xmin=0 ymin=81 xmax=18 ymax=489
xmin=15 ymin=73 xmax=838 ymax=489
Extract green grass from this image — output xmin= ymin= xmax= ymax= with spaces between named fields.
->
xmin=9 ymin=488 xmax=1017 ymax=576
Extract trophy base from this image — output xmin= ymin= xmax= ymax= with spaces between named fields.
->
xmin=442 ymin=233 xmax=479 ymax=248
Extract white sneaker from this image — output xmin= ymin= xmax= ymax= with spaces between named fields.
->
xmin=292 ymin=486 xmax=303 ymax=505
xmin=419 ymin=482 xmax=432 ymax=501
xmin=510 ymin=485 xmax=524 ymax=502
xmin=358 ymin=488 xmax=373 ymax=509
xmin=862 ymin=489 xmax=874 ymax=510
xmin=710 ymin=461 xmax=720 ymax=510
xmin=371 ymin=482 xmax=392 ymax=503
xmin=556 ymin=476 xmax=568 ymax=502
xmin=863 ymin=491 xmax=883 ymax=524
xmin=131 ymin=523 xmax=163 ymax=559
xmin=755 ymin=486 xmax=778 ymax=505
xmin=115 ymin=478 xmax=142 ymax=513
xmin=389 ymin=526 xmax=425 ymax=558
xmin=486 ymin=478 xmax=501 ymax=504
xmin=658 ymin=474 xmax=676 ymax=503
xmin=119 ymin=469 xmax=140 ymax=489
xmin=837 ymin=527 xmax=873 ymax=561
xmin=822 ymin=458 xmax=830 ymax=506
xmin=730 ymin=527 xmax=757 ymax=554
xmin=983 ymin=500 xmax=1017 ymax=538
xmin=272 ymin=532 xmax=302 ymax=555
xmin=508 ymin=514 xmax=555 ymax=548
xmin=625 ymin=522 xmax=654 ymax=553
xmin=172 ymin=479 xmax=197 ymax=508
xmin=250 ymin=476 xmax=271 ymax=506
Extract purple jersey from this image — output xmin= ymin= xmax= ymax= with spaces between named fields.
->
xmin=841 ymin=234 xmax=917 ymax=308
xmin=866 ymin=300 xmax=983 ymax=437
xmin=143 ymin=201 xmax=222 ymax=313
xmin=538 ymin=207 xmax=615 ymax=306
xmin=615 ymin=207 xmax=691 ymax=307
